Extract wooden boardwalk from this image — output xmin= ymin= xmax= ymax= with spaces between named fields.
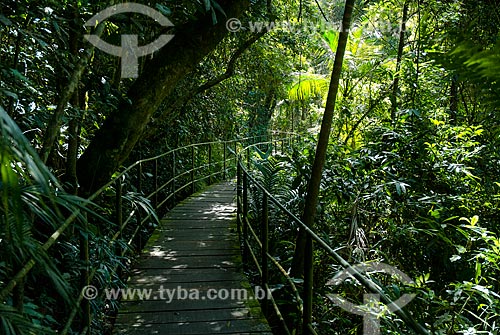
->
xmin=113 ymin=182 xmax=272 ymax=335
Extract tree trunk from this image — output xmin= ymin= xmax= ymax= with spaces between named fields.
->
xmin=39 ymin=19 xmax=104 ymax=164
xmin=142 ymin=30 xmax=268 ymax=142
xmin=290 ymin=0 xmax=356 ymax=278
xmin=449 ymin=74 xmax=458 ymax=124
xmin=7 ymin=34 xmax=22 ymax=117
xmin=253 ymin=89 xmax=276 ymax=135
xmin=66 ymin=118 xmax=80 ymax=192
xmin=390 ymin=1 xmax=409 ymax=121
xmin=76 ymin=0 xmax=250 ymax=195
xmin=65 ymin=8 xmax=83 ymax=194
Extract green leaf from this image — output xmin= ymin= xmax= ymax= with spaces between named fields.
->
xmin=210 ymin=0 xmax=227 ymax=17
xmin=475 ymin=261 xmax=481 ymax=283
xmin=0 ymin=14 xmax=12 ymax=26
xmin=0 ymin=89 xmax=18 ymax=100
xmin=288 ymin=75 xmax=329 ymax=101
xmin=210 ymin=8 xmax=217 ymax=24
xmin=322 ymin=29 xmax=339 ymax=51
xmin=155 ymin=4 xmax=172 ymax=16
xmin=203 ymin=0 xmax=211 ymax=11
xmin=395 ymin=181 xmax=408 ymax=195
xmin=10 ymin=69 xmax=30 ymax=84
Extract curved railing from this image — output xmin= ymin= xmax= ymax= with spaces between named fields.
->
xmin=236 ymin=142 xmax=430 ymax=335
xmin=1 ymin=130 xmax=429 ymax=335
xmin=0 ymin=131 xmax=296 ymax=334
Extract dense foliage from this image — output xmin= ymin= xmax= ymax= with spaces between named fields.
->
xmin=1 ymin=0 xmax=500 ymax=334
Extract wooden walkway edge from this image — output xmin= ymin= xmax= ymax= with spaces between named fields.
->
xmin=113 ymin=182 xmax=272 ymax=335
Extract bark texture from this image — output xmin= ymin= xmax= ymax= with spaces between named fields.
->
xmin=77 ymin=0 xmax=250 ymax=195
xmin=142 ymin=29 xmax=268 ymax=142
xmin=290 ymin=0 xmax=355 ymax=277
xmin=390 ymin=1 xmax=409 ymax=121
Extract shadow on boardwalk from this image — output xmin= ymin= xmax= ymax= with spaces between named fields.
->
xmin=113 ymin=182 xmax=272 ymax=335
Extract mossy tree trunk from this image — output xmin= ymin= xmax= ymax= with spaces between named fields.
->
xmin=290 ymin=0 xmax=356 ymax=278
xmin=76 ymin=0 xmax=250 ymax=195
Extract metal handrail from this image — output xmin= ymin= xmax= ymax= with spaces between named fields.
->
xmin=236 ymin=142 xmax=430 ymax=335
xmin=0 ymin=131 xmax=294 ymax=334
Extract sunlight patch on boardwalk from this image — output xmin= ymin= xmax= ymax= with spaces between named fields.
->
xmin=113 ymin=182 xmax=272 ymax=335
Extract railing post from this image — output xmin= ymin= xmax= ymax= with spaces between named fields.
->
xmin=246 ymin=147 xmax=250 ymax=169
xmin=153 ymin=159 xmax=158 ymax=210
xmin=191 ymin=146 xmax=195 ymax=194
xmin=242 ymin=172 xmax=249 ymax=268
xmin=271 ymin=132 xmax=275 ymax=155
xmin=137 ymin=161 xmax=142 ymax=194
xmin=261 ymin=192 xmax=269 ymax=316
xmin=12 ymin=274 xmax=24 ymax=312
xmin=80 ymin=212 xmax=90 ymax=332
xmin=234 ymin=142 xmax=238 ymax=174
xmin=115 ymin=178 xmax=123 ymax=252
xmin=208 ymin=143 xmax=212 ymax=185
xmin=172 ymin=151 xmax=176 ymax=202
xmin=236 ymin=161 xmax=242 ymax=238
xmin=223 ymin=142 xmax=227 ymax=180
xmin=303 ymin=234 xmax=314 ymax=334
xmin=136 ymin=162 xmax=143 ymax=249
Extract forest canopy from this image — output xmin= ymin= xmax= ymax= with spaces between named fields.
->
xmin=1 ymin=0 xmax=500 ymax=334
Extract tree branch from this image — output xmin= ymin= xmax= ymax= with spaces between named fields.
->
xmin=343 ymin=83 xmax=394 ymax=146
xmin=76 ymin=0 xmax=251 ymax=194
xmin=39 ymin=10 xmax=107 ymax=164
xmin=143 ymin=29 xmax=268 ymax=141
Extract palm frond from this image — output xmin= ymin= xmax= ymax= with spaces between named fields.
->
xmin=0 ymin=106 xmax=96 ymax=328
xmin=288 ymin=75 xmax=329 ymax=101
xmin=0 ymin=304 xmax=54 ymax=335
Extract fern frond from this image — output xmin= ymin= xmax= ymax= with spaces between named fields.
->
xmin=288 ymin=75 xmax=329 ymax=101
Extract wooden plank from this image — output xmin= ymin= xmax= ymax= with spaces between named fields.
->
xmin=115 ymin=306 xmax=265 ymax=324
xmin=164 ymin=213 xmax=235 ymax=218
xmin=113 ymin=182 xmax=271 ymax=334
xmin=156 ymin=227 xmax=237 ymax=236
xmin=127 ymin=268 xmax=247 ymax=284
xmin=113 ymin=318 xmax=270 ymax=335
xmin=119 ymin=293 xmax=261 ymax=313
xmin=162 ymin=217 xmax=236 ymax=222
xmin=141 ymin=248 xmax=240 ymax=257
xmin=135 ymin=254 xmax=241 ymax=269
xmin=173 ymin=203 xmax=236 ymax=208
xmin=159 ymin=220 xmax=236 ymax=227
xmin=166 ymin=207 xmax=236 ymax=214
xmin=144 ymin=234 xmax=239 ymax=243
xmin=151 ymin=235 xmax=238 ymax=243
xmin=142 ymin=240 xmax=239 ymax=251
xmin=119 ymin=280 xmax=251 ymax=292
